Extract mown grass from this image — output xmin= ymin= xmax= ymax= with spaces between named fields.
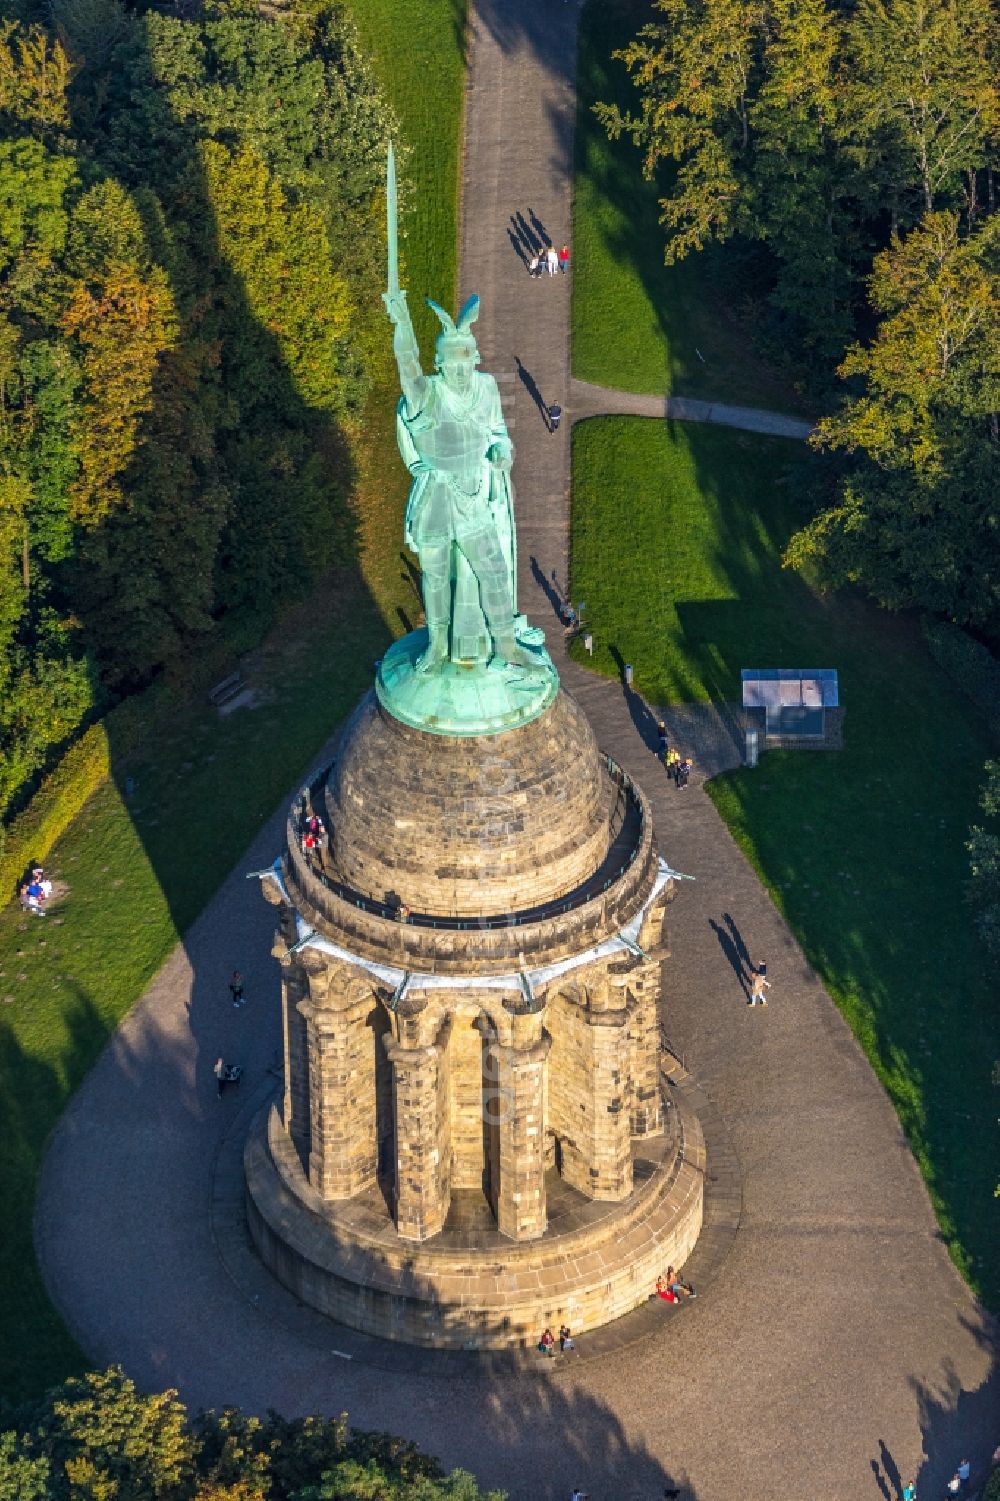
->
xmin=0 ymin=0 xmax=467 ymax=1402
xmin=569 ymin=415 xmax=1000 ymax=1306
xmin=573 ymin=0 xmax=804 ymax=413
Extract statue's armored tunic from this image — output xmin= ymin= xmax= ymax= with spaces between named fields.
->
xmin=397 ymin=370 xmax=511 ymax=562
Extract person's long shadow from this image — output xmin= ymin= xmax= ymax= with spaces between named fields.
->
xmin=723 ymin=912 xmax=752 ymax=972
xmin=513 ymin=210 xmax=544 ymax=255
xmin=530 ymin=556 xmax=565 ymax=623
xmin=609 ymin=644 xmax=660 ymax=752
xmin=514 ymin=355 xmax=552 ymax=428
xmin=878 ymin=1437 xmax=902 ymax=1499
xmin=709 ymin=918 xmax=750 ymax=998
xmin=870 ymin=1458 xmax=892 ymax=1500
xmin=528 ymin=207 xmax=551 ymax=247
xmin=507 ymin=226 xmax=530 ymax=268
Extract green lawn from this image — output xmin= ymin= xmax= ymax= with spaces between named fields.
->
xmin=569 ymin=415 xmax=1000 ymax=1306
xmin=573 ymin=0 xmax=805 ymax=414
xmin=0 ymin=1 xmax=467 ymax=1403
xmin=349 ymin=0 xmax=463 ymax=356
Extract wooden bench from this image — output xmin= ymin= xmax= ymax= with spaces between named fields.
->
xmin=208 ymin=671 xmax=244 ymax=709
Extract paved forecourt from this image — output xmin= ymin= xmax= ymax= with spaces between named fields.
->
xmin=36 ymin=2 xmax=998 ymax=1499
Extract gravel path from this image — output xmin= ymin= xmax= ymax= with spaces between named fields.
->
xmin=35 ymin=2 xmax=998 ymax=1498
xmin=569 ymin=378 xmax=814 ymax=440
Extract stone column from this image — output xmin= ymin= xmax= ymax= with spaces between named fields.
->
xmin=278 ymin=954 xmax=311 ymax=1163
xmin=385 ymin=1014 xmax=452 ymax=1241
xmin=301 ymin=966 xmax=378 ymax=1200
xmin=488 ymin=1010 xmax=551 ymax=1241
xmin=627 ymin=957 xmax=663 ymax=1138
xmin=559 ymin=974 xmax=633 ymax=1201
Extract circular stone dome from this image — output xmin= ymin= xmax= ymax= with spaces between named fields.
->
xmin=324 ymin=688 xmax=615 ymax=918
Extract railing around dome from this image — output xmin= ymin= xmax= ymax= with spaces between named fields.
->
xmin=291 ymin=753 xmax=647 ymax=932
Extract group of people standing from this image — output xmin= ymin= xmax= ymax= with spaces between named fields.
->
xmin=657 ymin=722 xmax=693 ymax=788
xmin=301 ymin=808 xmax=330 ymax=871
xmin=538 ymin=1323 xmax=576 ymax=1356
xmin=19 ymin=867 xmax=52 ymax=916
xmin=528 ymin=242 xmax=570 ymax=277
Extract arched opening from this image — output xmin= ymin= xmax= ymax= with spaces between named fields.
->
xmin=371 ymin=1003 xmax=394 ymax=1214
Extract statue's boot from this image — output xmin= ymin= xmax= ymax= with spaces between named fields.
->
xmin=489 ymin=629 xmax=541 ymax=674
xmin=416 ymin=620 xmax=450 ymax=675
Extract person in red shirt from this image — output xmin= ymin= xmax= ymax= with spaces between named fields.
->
xmin=558 ymin=243 xmax=570 ymax=274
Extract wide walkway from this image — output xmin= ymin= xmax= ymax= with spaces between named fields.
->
xmin=36 ymin=2 xmax=998 ymax=1499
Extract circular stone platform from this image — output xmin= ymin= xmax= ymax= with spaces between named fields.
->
xmin=245 ymin=1085 xmax=705 ymax=1349
xmin=375 ymin=626 xmax=558 ymax=737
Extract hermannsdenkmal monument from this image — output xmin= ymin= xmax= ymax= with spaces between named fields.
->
xmin=245 ymin=146 xmax=704 ymax=1348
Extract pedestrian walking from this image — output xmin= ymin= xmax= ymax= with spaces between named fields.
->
xmin=902 ymin=1483 xmax=916 ymax=1501
xmin=547 ymin=403 xmax=562 ymax=432
xmin=214 ymin=1057 xmax=227 ymax=1098
xmin=657 ymin=721 xmax=669 ymax=762
xmin=665 ymin=746 xmax=681 ymax=784
xmin=748 ymin=969 xmax=771 ymax=1006
xmin=559 ymin=1323 xmax=576 ymax=1352
xmin=546 ymin=244 xmax=559 ymax=276
xmin=946 ymin=1475 xmax=962 ymax=1496
xmin=528 ymin=252 xmax=541 ymax=278
xmin=537 ymin=1326 xmax=557 ymax=1356
xmin=676 ymin=755 xmax=693 ymax=789
xmin=229 ymin=969 xmax=245 ymax=1008
xmin=957 ymin=1459 xmax=971 ymax=1486
xmin=558 ymin=242 xmax=570 ymax=274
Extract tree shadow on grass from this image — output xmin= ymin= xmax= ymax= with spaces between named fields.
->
xmin=57 ymin=14 xmax=398 ymax=942
xmin=572 ymin=0 xmax=803 ymax=413
xmin=0 ymin=983 xmax=115 ymax=1396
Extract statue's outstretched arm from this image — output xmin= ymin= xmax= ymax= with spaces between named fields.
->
xmin=383 ymin=289 xmax=427 ymax=416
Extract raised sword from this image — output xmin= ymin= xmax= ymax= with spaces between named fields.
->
xmin=383 ymin=140 xmax=400 ymax=311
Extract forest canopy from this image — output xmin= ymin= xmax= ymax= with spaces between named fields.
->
xmin=0 ymin=1364 xmax=505 ymax=1501
xmin=600 ymin=0 xmax=1000 ymax=634
xmin=0 ymin=0 xmax=395 ymax=822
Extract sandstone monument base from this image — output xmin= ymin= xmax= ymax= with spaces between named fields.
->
xmin=247 ymin=680 xmax=705 ymax=1349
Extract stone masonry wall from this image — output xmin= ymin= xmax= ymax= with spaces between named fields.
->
xmin=449 ymin=1013 xmax=486 ymax=1190
xmin=301 ymin=958 xmax=378 ymax=1201
xmin=246 ymin=1089 xmax=705 ymax=1349
xmin=279 ymin=959 xmax=310 ymax=1166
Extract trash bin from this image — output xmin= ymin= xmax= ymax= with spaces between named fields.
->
xmin=583 ymin=633 xmax=593 ymax=655
xmin=624 ymin=663 xmax=634 ymax=687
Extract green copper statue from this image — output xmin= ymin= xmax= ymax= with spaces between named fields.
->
xmin=384 ymin=289 xmax=526 ymax=673
xmin=376 ymin=144 xmax=557 ymax=737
